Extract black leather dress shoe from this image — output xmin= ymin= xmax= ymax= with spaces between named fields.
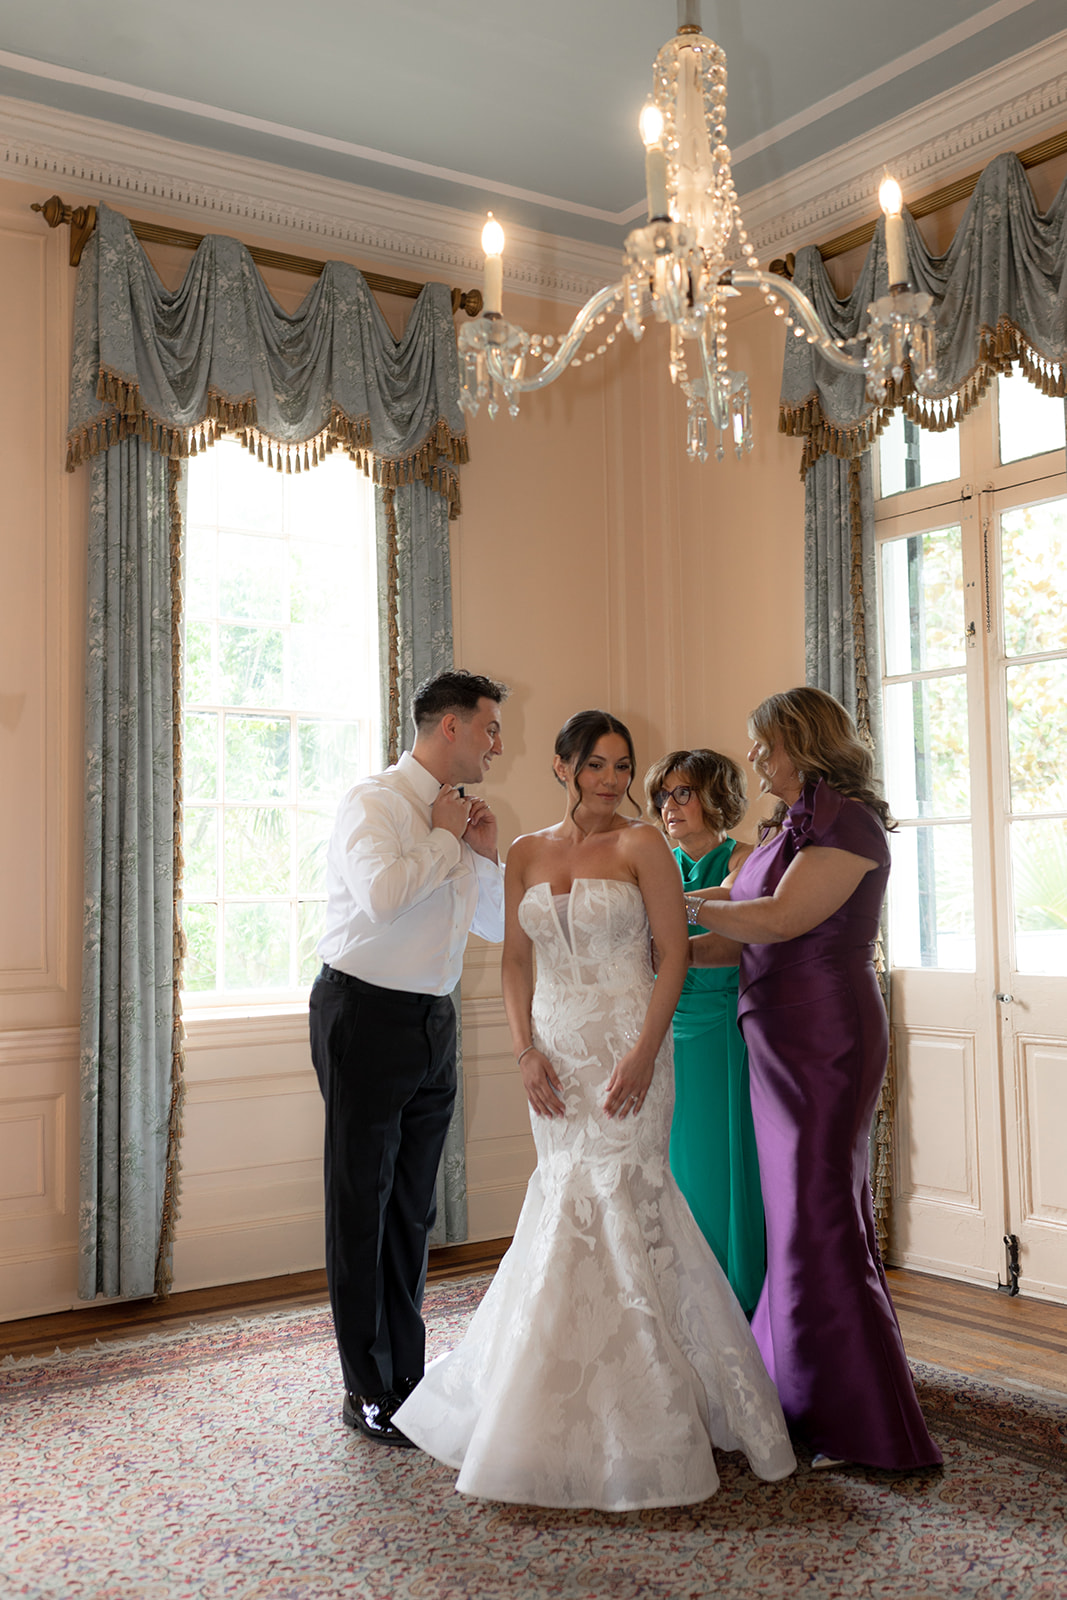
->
xmin=342 ymin=1391 xmax=416 ymax=1447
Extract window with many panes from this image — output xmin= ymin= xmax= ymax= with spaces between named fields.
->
xmin=875 ymin=369 xmax=1067 ymax=974
xmin=182 ymin=438 xmax=380 ymax=1004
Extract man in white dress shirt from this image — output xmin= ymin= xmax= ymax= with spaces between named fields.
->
xmin=309 ymin=669 xmax=508 ymax=1445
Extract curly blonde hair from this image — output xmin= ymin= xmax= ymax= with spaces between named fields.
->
xmin=643 ymin=748 xmax=747 ymax=836
xmin=749 ymin=687 xmax=894 ymax=831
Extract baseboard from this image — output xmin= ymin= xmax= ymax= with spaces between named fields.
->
xmin=427 ymin=1236 xmax=509 ymax=1281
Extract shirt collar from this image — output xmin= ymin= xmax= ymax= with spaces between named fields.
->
xmin=396 ymin=749 xmax=446 ymax=807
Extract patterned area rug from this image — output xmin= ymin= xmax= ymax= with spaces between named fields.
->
xmin=3 ymin=1273 xmax=1066 ymax=1600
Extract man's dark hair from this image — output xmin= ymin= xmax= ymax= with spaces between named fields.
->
xmin=412 ymin=669 xmax=509 ymax=730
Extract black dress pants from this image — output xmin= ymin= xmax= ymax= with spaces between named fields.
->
xmin=308 ymin=964 xmax=457 ymax=1398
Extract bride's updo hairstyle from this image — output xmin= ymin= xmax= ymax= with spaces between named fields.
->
xmin=750 ymin=686 xmax=894 ymax=833
xmin=554 ymin=709 xmax=641 ymax=822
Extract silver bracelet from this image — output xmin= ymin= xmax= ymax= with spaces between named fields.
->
xmin=685 ymin=894 xmax=703 ymax=926
xmin=516 ymin=1044 xmax=536 ymax=1065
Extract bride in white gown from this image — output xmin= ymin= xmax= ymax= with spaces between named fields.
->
xmin=394 ymin=711 xmax=795 ymax=1509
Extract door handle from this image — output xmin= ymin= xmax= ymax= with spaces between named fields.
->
xmin=995 ymin=992 xmax=1014 ymax=1003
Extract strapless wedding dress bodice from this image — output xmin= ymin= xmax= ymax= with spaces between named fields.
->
xmin=394 ymin=879 xmax=795 ymax=1510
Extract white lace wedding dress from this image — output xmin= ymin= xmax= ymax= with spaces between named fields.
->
xmin=393 ymin=878 xmax=796 ymax=1510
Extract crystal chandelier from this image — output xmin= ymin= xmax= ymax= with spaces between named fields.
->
xmin=458 ymin=1 xmax=937 ymax=463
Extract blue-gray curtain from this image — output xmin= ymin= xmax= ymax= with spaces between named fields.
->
xmin=376 ymin=478 xmax=468 ymax=1245
xmin=779 ymin=150 xmax=1067 ymax=1254
xmin=79 ymin=440 xmax=181 ymax=1301
xmin=69 ymin=203 xmax=468 ymax=1298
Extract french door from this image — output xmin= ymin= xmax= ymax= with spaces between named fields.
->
xmin=875 ymin=381 xmax=1067 ymax=1301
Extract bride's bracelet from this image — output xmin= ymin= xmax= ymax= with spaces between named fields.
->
xmin=684 ymin=894 xmax=704 ymax=927
xmin=516 ymin=1044 xmax=536 ymax=1065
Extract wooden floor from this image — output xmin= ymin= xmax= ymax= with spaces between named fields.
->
xmin=889 ymin=1269 xmax=1067 ymax=1397
xmin=3 ymin=1249 xmax=1066 ymax=1399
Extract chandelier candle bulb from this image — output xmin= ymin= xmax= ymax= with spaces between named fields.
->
xmin=639 ymin=102 xmax=669 ymax=219
xmin=481 ymin=213 xmax=505 ymax=315
xmin=879 ymin=176 xmax=909 ymax=287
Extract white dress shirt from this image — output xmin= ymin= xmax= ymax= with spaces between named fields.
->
xmin=316 ymin=750 xmax=505 ymax=995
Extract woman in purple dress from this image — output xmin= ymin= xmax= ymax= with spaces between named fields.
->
xmin=686 ymin=687 xmax=941 ymax=1472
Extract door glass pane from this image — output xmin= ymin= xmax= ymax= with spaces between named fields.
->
xmin=877 ymin=409 xmax=960 ymax=498
xmin=889 ymin=824 xmax=975 ymax=969
xmin=1011 ymin=819 xmax=1067 ymax=976
xmin=883 ymin=676 xmax=970 ymax=819
xmin=998 ymin=369 xmax=1066 ymax=465
xmin=1001 ymin=498 xmax=1067 ymax=657
xmin=1006 ymin=659 xmax=1067 ymax=813
xmin=881 ymin=526 xmax=965 ymax=676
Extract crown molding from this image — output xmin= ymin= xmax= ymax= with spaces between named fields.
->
xmin=3 ymin=26 xmax=1065 ymax=305
xmin=0 ymin=94 xmax=620 ymax=308
xmin=741 ymin=29 xmax=1067 ymax=262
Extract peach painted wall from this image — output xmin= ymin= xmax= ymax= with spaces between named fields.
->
xmin=0 ymin=163 xmax=807 ymax=1320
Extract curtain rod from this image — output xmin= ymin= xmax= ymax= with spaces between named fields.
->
xmin=30 ymin=195 xmax=485 ymax=317
xmin=768 ymin=126 xmax=1067 ymax=278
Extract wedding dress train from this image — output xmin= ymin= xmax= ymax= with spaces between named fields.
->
xmin=394 ymin=878 xmax=796 ymax=1509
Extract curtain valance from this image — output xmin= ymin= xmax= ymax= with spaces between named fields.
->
xmin=67 ymin=203 xmax=469 ymax=517
xmin=780 ymin=153 xmax=1067 ymax=474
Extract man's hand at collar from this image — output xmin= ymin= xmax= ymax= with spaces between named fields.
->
xmin=463 ymin=796 xmax=499 ymax=862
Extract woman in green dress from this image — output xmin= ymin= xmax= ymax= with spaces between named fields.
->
xmin=645 ymin=749 xmax=765 ymax=1317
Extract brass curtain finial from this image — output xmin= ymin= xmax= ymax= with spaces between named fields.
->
xmin=31 ymin=195 xmax=98 ymax=265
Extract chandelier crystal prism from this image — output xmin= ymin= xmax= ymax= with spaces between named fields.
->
xmin=458 ymin=0 xmax=938 ymax=462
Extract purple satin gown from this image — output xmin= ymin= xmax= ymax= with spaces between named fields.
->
xmin=731 ymin=780 xmax=941 ymax=1470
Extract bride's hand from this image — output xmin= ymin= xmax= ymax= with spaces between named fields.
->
xmin=520 ymin=1049 xmax=566 ymax=1118
xmin=604 ymin=1048 xmax=655 ymax=1118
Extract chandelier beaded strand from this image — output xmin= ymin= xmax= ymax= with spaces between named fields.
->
xmin=458 ymin=0 xmax=938 ymax=460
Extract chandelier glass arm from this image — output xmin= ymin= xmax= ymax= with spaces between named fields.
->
xmin=482 ymin=281 xmax=625 ymax=393
xmin=726 ymin=269 xmax=869 ymax=374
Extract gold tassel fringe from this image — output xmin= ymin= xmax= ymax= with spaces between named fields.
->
xmin=778 ymin=318 xmax=1066 ymax=479
xmin=155 ymin=458 xmax=188 ymax=1302
xmin=67 ymin=370 xmax=470 ymax=520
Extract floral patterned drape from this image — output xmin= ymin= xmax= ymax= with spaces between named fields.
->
xmin=779 ymin=150 xmax=1067 ymax=1257
xmin=70 ymin=204 xmax=468 ymax=1297
xmin=376 ymin=479 xmax=467 ymax=1245
xmin=79 ymin=441 xmax=180 ymax=1301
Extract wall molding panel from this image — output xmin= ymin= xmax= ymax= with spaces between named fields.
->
xmin=0 ymin=203 xmax=78 ymax=1013
xmin=0 ymin=1025 xmax=78 ymax=1318
xmin=460 ymin=989 xmax=534 ymax=1242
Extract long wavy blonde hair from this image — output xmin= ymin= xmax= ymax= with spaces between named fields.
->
xmin=750 ymin=686 xmax=894 ymax=833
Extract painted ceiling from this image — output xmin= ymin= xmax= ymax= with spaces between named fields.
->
xmin=1 ymin=0 xmax=1065 ymax=247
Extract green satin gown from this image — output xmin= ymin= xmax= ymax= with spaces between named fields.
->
xmin=671 ymin=840 xmax=766 ymax=1318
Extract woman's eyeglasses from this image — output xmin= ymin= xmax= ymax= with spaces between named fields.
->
xmin=653 ymin=785 xmax=694 ymax=811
